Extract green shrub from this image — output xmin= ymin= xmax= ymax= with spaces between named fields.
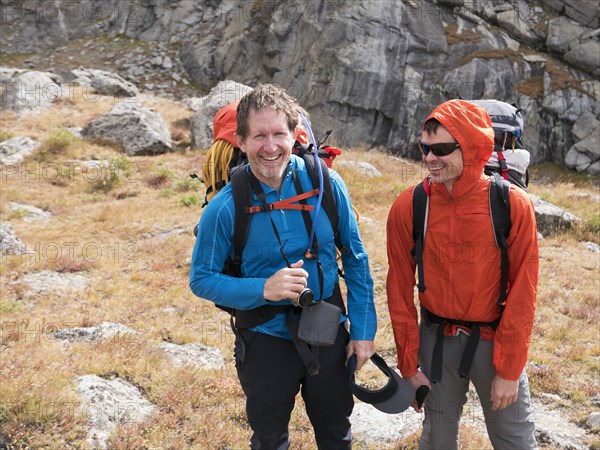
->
xmin=586 ymin=214 xmax=600 ymax=234
xmin=0 ymin=300 xmax=21 ymax=314
xmin=89 ymin=156 xmax=136 ymax=193
xmin=0 ymin=402 xmax=9 ymax=424
xmin=146 ymin=168 xmax=174 ymax=188
xmin=0 ymin=130 xmax=14 ymax=143
xmin=34 ymin=130 xmax=79 ymax=161
xmin=179 ymin=194 xmax=200 ymax=207
xmin=175 ymin=177 xmax=198 ymax=193
xmin=44 ymin=130 xmax=78 ymax=154
xmin=159 ymin=188 xmax=175 ymax=198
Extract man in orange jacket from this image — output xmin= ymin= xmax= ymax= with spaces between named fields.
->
xmin=387 ymin=99 xmax=538 ymax=449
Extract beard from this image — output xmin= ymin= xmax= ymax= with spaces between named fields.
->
xmin=247 ymin=151 xmax=291 ymax=188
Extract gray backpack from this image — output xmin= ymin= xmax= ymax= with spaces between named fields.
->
xmin=470 ymin=99 xmax=530 ymax=191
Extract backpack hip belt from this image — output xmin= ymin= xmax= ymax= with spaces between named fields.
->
xmin=233 ymin=282 xmax=346 ymax=331
xmin=232 ymin=283 xmax=346 ymax=376
xmin=421 ymin=306 xmax=500 ymax=383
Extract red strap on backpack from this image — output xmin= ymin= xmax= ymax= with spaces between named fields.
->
xmin=497 ymin=151 xmax=509 ymax=181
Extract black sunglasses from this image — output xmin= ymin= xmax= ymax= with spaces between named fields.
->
xmin=419 ymin=142 xmax=460 ymax=157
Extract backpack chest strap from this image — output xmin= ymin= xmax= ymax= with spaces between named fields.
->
xmin=245 ymin=188 xmax=319 ymax=213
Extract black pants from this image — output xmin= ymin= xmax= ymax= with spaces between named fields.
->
xmin=234 ymin=324 xmax=353 ymax=450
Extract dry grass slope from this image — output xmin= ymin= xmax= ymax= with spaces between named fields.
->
xmin=1 ymin=90 xmax=598 ymax=449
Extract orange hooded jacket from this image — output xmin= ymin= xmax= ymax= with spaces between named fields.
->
xmin=386 ymin=100 xmax=538 ymax=381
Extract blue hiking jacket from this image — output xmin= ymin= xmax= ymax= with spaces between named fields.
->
xmin=190 ymin=155 xmax=377 ymax=341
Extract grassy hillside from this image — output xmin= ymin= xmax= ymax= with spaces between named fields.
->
xmin=1 ymin=90 xmax=598 ymax=449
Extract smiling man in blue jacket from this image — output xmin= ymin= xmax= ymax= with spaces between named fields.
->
xmin=190 ymin=84 xmax=377 ymax=449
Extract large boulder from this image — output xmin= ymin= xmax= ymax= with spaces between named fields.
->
xmin=82 ymin=101 xmax=172 ymax=156
xmin=588 ymin=412 xmax=600 ymax=430
xmin=0 ymin=136 xmax=40 ymax=164
xmin=564 ymin=112 xmax=600 ymax=174
xmin=71 ymin=68 xmax=139 ymax=97
xmin=564 ymin=39 xmax=600 ymax=75
xmin=530 ymin=194 xmax=582 ymax=236
xmin=564 ymin=146 xmax=594 ymax=173
xmin=571 ymin=111 xmax=600 ymax=141
xmin=1 ymin=69 xmax=63 ymax=115
xmin=546 ymin=17 xmax=590 ymax=54
xmin=563 ymin=0 xmax=599 ymax=28
xmin=189 ymin=80 xmax=253 ymax=149
xmin=335 ymin=160 xmax=382 ymax=178
xmin=8 ymin=202 xmax=52 ymax=222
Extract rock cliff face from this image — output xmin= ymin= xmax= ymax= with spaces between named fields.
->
xmin=1 ymin=0 xmax=598 ymax=174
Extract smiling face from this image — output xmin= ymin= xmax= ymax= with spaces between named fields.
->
xmin=236 ymin=107 xmax=296 ymax=191
xmin=421 ymin=125 xmax=464 ymax=195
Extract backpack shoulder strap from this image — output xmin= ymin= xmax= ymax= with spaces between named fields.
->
xmin=489 ymin=173 xmax=511 ymax=309
xmin=229 ymin=165 xmax=253 ymax=276
xmin=411 ymin=180 xmax=429 ymax=293
xmin=218 ymin=166 xmax=293 ymax=328
xmin=302 ymin=154 xmax=348 ymax=255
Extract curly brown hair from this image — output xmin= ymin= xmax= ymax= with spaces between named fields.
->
xmin=236 ymin=84 xmax=299 ymax=140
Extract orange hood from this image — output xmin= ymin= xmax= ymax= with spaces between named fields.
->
xmin=424 ymin=100 xmax=494 ymax=190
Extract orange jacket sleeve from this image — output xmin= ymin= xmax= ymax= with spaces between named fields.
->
xmin=386 ymin=188 xmax=421 ymax=377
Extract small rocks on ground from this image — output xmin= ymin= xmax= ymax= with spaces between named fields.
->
xmin=52 ymin=322 xmax=139 ymax=343
xmin=160 ymin=341 xmax=225 ymax=370
xmin=20 ymin=270 xmax=88 ymax=293
xmin=580 ymin=241 xmax=600 ymax=253
xmin=75 ymin=375 xmax=155 ymax=450
xmin=0 ymin=223 xmax=33 ymax=256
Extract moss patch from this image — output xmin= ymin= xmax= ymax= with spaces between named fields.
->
xmin=515 ymin=76 xmax=544 ymax=99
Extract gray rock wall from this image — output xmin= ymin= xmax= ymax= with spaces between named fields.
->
xmin=1 ymin=0 xmax=598 ymax=173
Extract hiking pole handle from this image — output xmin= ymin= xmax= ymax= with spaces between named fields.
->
xmin=416 ymin=385 xmax=430 ymax=409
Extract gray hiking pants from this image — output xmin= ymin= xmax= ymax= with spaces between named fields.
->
xmin=418 ymin=321 xmax=537 ymax=450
